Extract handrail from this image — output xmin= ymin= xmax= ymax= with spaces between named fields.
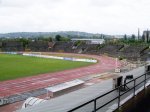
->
xmin=68 ymin=71 xmax=150 ymax=112
xmin=68 ymin=99 xmax=95 ymax=112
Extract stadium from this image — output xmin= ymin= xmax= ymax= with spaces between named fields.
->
xmin=0 ymin=37 xmax=150 ymax=112
xmin=0 ymin=40 xmax=121 ymax=111
xmin=1 ymin=0 xmax=150 ymax=111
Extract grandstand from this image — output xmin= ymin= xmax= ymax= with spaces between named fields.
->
xmin=2 ymin=41 xmax=24 ymax=51
xmin=0 ymin=42 xmax=2 ymax=47
xmin=0 ymin=40 xmax=150 ymax=61
xmin=119 ymin=45 xmax=149 ymax=60
xmin=98 ymin=44 xmax=124 ymax=57
xmin=0 ymin=42 xmax=2 ymax=51
xmin=85 ymin=44 xmax=99 ymax=54
xmin=27 ymin=41 xmax=49 ymax=51
xmin=73 ymin=42 xmax=87 ymax=53
xmin=140 ymin=47 xmax=150 ymax=60
xmin=52 ymin=42 xmax=74 ymax=52
xmin=48 ymin=42 xmax=55 ymax=50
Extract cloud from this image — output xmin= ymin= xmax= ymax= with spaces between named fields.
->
xmin=0 ymin=0 xmax=150 ymax=34
xmin=90 ymin=0 xmax=115 ymax=7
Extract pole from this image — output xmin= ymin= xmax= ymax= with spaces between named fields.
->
xmin=115 ymin=58 xmax=118 ymax=69
xmin=118 ymin=86 xmax=121 ymax=109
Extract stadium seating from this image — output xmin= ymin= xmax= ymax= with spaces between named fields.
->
xmin=120 ymin=45 xmax=149 ymax=60
xmin=2 ymin=41 xmax=24 ymax=51
xmin=73 ymin=42 xmax=88 ymax=53
xmin=48 ymin=42 xmax=55 ymax=51
xmin=0 ymin=42 xmax=2 ymax=48
xmin=52 ymin=42 xmax=74 ymax=52
xmin=1 ymin=40 xmax=150 ymax=61
xmin=98 ymin=44 xmax=124 ymax=56
xmin=85 ymin=44 xmax=99 ymax=54
xmin=28 ymin=41 xmax=49 ymax=52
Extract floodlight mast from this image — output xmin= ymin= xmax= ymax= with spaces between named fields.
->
xmin=138 ymin=28 xmax=140 ymax=40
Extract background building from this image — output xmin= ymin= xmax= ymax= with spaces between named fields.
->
xmin=142 ymin=30 xmax=150 ymax=42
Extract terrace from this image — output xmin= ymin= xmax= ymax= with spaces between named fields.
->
xmin=18 ymin=66 xmax=149 ymax=112
xmin=52 ymin=42 xmax=74 ymax=53
xmin=2 ymin=41 xmax=24 ymax=51
xmin=27 ymin=41 xmax=49 ymax=51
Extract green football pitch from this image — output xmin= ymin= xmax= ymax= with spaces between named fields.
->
xmin=0 ymin=54 xmax=93 ymax=81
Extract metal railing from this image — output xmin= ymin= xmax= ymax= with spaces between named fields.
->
xmin=68 ymin=71 xmax=150 ymax=112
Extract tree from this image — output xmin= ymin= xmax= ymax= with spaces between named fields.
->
xmin=19 ymin=38 xmax=29 ymax=48
xmin=55 ymin=35 xmax=62 ymax=41
xmin=49 ymin=37 xmax=53 ymax=42
xmin=131 ymin=34 xmax=136 ymax=40
xmin=124 ymin=34 xmax=127 ymax=40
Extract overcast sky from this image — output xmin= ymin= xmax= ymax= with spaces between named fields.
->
xmin=0 ymin=0 xmax=150 ymax=35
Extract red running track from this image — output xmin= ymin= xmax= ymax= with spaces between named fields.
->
xmin=0 ymin=54 xmax=121 ymax=97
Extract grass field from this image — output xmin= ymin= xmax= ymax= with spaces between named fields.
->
xmin=41 ymin=52 xmax=94 ymax=59
xmin=0 ymin=54 xmax=93 ymax=81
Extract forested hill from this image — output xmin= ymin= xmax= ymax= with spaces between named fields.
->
xmin=0 ymin=31 xmax=113 ymax=38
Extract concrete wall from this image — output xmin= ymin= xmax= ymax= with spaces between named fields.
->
xmin=115 ymin=85 xmax=150 ymax=112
